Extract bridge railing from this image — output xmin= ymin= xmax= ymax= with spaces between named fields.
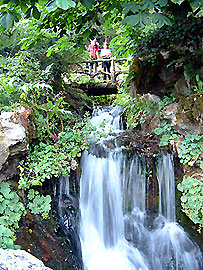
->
xmin=68 ymin=58 xmax=128 ymax=83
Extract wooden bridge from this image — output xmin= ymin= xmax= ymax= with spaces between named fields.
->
xmin=66 ymin=58 xmax=128 ymax=96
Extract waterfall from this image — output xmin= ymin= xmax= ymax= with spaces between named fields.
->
xmin=157 ymin=153 xmax=175 ymax=222
xmin=148 ymin=153 xmax=202 ymax=270
xmin=78 ymin=107 xmax=202 ymax=270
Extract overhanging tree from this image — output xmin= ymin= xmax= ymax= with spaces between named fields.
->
xmin=0 ymin=0 xmax=202 ymax=51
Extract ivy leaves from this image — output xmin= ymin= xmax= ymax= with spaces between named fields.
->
xmin=177 ymin=176 xmax=203 ymax=230
xmin=28 ymin=190 xmax=51 ymax=215
xmin=0 ymin=182 xmax=25 ymax=249
xmin=179 ymin=134 xmax=203 ymax=166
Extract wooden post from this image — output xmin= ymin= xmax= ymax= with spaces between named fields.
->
xmin=111 ymin=58 xmax=115 ymax=83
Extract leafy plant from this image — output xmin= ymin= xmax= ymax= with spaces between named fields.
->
xmin=177 ymin=176 xmax=203 ymax=232
xmin=154 ymin=120 xmax=180 ymax=146
xmin=193 ymin=75 xmax=203 ymax=94
xmin=114 ymin=89 xmax=175 ymax=129
xmin=28 ymin=189 xmax=51 ymax=216
xmin=178 ymin=134 xmax=203 ymax=166
xmin=0 ymin=75 xmax=21 ymax=111
xmin=0 ymin=181 xmax=52 ymax=249
xmin=19 ymin=112 xmax=94 ymax=189
xmin=0 ymin=182 xmax=25 ymax=249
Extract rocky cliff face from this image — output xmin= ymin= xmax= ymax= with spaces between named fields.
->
xmin=128 ymin=16 xmax=203 ymax=179
xmin=130 ymin=17 xmax=203 ymax=99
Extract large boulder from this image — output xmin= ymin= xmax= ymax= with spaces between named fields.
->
xmin=0 ymin=249 xmax=52 ymax=270
xmin=0 ymin=107 xmax=34 ymax=181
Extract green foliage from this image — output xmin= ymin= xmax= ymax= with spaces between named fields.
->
xmin=0 ymin=182 xmax=25 ymax=249
xmin=28 ymin=189 xmax=51 ymax=215
xmin=91 ymin=95 xmax=116 ymax=107
xmin=0 ymin=51 xmax=43 ymax=84
xmin=19 ymin=112 xmax=94 ymax=189
xmin=154 ymin=125 xmax=203 ymax=166
xmin=193 ymin=75 xmax=203 ymax=94
xmin=109 ymin=23 xmax=155 ymax=59
xmin=0 ymin=0 xmax=202 ymax=31
xmin=0 ymin=0 xmax=201 ymax=63
xmin=0 ymin=181 xmax=52 ymax=249
xmin=114 ymin=89 xmax=175 ymax=129
xmin=178 ymin=134 xmax=203 ymax=166
xmin=177 ymin=176 xmax=203 ymax=231
xmin=154 ymin=120 xmax=180 ymax=146
xmin=122 ymin=1 xmax=172 ymax=28
xmin=134 ymin=16 xmax=202 ymax=70
xmin=0 ymin=75 xmax=20 ymax=111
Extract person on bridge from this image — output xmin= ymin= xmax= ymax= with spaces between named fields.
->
xmin=88 ymin=39 xmax=99 ymax=75
xmin=101 ymin=42 xmax=112 ymax=82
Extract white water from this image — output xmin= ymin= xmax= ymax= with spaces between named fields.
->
xmin=80 ymin=151 xmax=148 ymax=270
xmin=149 ymin=154 xmax=202 ymax=270
xmin=79 ymin=107 xmax=202 ymax=270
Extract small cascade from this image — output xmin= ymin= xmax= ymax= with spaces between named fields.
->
xmin=157 ymin=153 xmax=175 ymax=222
xmin=90 ymin=106 xmax=123 ymax=133
xmin=148 ymin=153 xmax=202 ymax=270
xmin=78 ymin=107 xmax=202 ymax=270
xmin=58 ymin=175 xmax=70 ymax=219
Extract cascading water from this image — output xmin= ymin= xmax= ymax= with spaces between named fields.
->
xmin=149 ymin=154 xmax=202 ymax=270
xmin=79 ymin=106 xmax=202 ymax=270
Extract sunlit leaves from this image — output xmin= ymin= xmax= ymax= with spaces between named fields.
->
xmin=178 ymin=134 xmax=203 ymax=166
xmin=18 ymin=110 xmax=93 ymax=189
xmin=56 ymin=0 xmax=76 ymax=9
xmin=0 ymin=180 xmax=52 ymax=249
xmin=45 ymin=1 xmax=58 ymax=12
xmin=0 ymin=13 xmax=16 ymax=28
xmin=171 ymin=0 xmax=186 ymax=4
xmin=28 ymin=190 xmax=51 ymax=214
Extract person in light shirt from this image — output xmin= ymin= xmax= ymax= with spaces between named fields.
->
xmin=100 ymin=42 xmax=112 ymax=82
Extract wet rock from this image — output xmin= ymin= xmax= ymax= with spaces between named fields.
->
xmin=0 ymin=249 xmax=52 ymax=270
xmin=16 ymin=213 xmax=80 ymax=270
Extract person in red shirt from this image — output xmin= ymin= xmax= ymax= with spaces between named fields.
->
xmin=88 ymin=39 xmax=99 ymax=75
